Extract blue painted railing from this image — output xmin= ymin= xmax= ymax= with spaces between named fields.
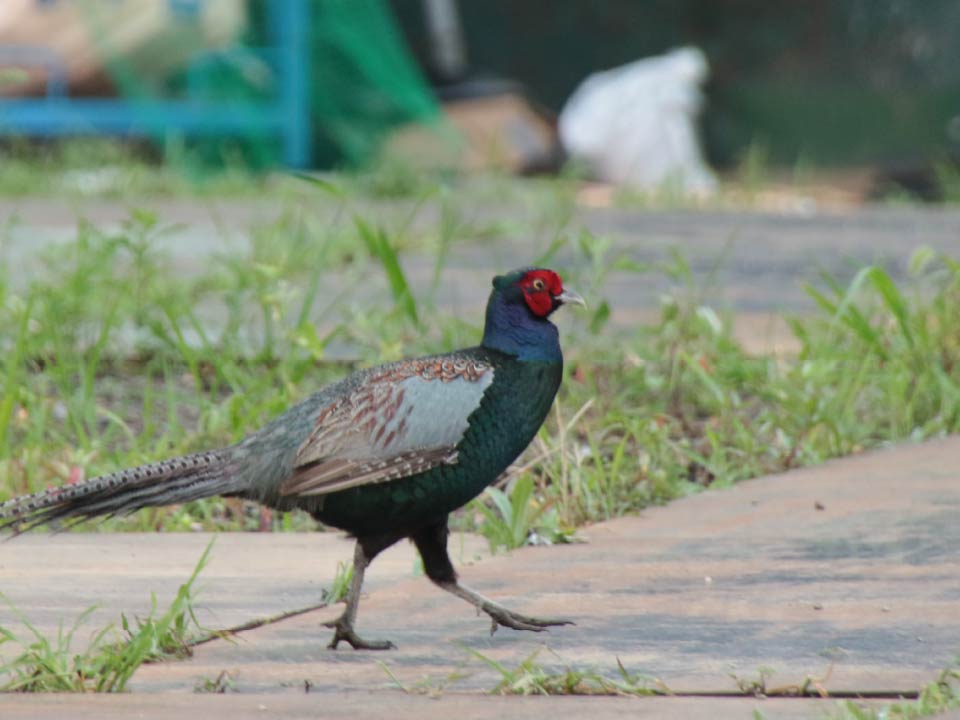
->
xmin=0 ymin=0 xmax=311 ymax=167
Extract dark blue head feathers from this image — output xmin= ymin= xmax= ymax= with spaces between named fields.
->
xmin=480 ymin=267 xmax=582 ymax=361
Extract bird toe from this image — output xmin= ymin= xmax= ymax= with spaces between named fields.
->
xmin=325 ymin=618 xmax=397 ymax=651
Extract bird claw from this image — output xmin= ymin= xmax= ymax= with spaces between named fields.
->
xmin=482 ymin=605 xmax=574 ymax=634
xmin=323 ymin=618 xmax=396 ymax=651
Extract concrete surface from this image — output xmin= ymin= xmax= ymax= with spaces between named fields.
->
xmin=4 ymin=197 xmax=960 ymax=355
xmin=4 ymin=199 xmax=959 ymax=312
xmin=2 ymin=437 xmax=959 ymax=717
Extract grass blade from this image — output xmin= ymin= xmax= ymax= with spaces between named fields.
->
xmin=290 ymin=172 xmax=345 ymax=198
xmin=0 ymin=295 xmax=32 ymax=454
xmin=355 ymin=218 xmax=420 ymax=328
xmin=866 ymin=266 xmax=915 ymax=349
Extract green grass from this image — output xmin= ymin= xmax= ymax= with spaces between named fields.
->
xmin=1 ymin=163 xmax=959 ymax=696
xmin=1 ymin=171 xmax=960 ymax=550
xmin=0 ymin=540 xmax=212 ymax=692
xmin=194 ymin=670 xmax=238 ymax=694
xmin=830 ymin=665 xmax=960 ymax=719
xmin=321 ymin=560 xmax=354 ymax=604
xmin=0 ymin=139 xmax=271 ymax=199
xmin=378 ymin=646 xmax=960 ymax=703
xmin=376 ymin=646 xmax=659 ymax=697
xmin=471 ymin=248 xmax=960 ymax=550
xmin=468 ymin=647 xmax=658 ymax=697
xmin=0 ymin=170 xmax=586 ymax=531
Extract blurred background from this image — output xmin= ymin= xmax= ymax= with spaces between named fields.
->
xmin=3 ymin=0 xmax=960 ymax=573
xmin=1 ymin=0 xmax=958 ymax=203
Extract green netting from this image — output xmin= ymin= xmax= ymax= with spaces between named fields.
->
xmin=307 ymin=0 xmax=440 ymax=167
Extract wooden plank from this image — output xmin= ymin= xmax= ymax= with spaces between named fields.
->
xmin=0 ymin=531 xmax=489 ymax=661
xmin=2 ymin=438 xmax=959 ymax=702
xmin=0 ymin=693 xmax=886 ymax=720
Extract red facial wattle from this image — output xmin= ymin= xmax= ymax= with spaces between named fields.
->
xmin=519 ymin=269 xmax=564 ymax=317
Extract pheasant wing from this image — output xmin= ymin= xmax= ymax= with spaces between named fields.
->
xmin=281 ymin=357 xmax=493 ymax=497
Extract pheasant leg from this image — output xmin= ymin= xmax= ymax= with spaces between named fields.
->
xmin=412 ymin=519 xmax=574 ymax=636
xmin=436 ymin=579 xmax=574 ymax=634
xmin=324 ymin=541 xmax=396 ymax=650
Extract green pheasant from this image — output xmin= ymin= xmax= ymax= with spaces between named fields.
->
xmin=0 ymin=267 xmax=584 ymax=650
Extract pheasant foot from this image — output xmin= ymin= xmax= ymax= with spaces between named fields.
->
xmin=479 ymin=600 xmax=574 ymax=635
xmin=437 ymin=580 xmax=574 ymax=635
xmin=324 ymin=538 xmax=396 ymax=650
xmin=324 ymin=616 xmax=396 ymax=650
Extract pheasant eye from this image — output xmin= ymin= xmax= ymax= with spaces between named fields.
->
xmin=531 ymin=278 xmax=545 ymax=291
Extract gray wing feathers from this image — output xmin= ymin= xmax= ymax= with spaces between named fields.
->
xmin=282 ymin=366 xmax=493 ymax=497
xmin=281 ymin=448 xmax=458 ymax=496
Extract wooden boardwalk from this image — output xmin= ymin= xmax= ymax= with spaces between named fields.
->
xmin=2 ymin=437 xmax=959 ymax=718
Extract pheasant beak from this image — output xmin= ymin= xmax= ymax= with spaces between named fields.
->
xmin=556 ymin=288 xmax=586 ymax=309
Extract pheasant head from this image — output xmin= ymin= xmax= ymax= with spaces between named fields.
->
xmin=481 ymin=267 xmax=584 ymax=361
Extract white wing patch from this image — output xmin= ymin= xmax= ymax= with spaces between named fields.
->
xmin=373 ymin=373 xmax=491 ymax=454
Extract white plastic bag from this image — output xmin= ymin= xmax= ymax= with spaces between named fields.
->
xmin=559 ymin=46 xmax=716 ymax=194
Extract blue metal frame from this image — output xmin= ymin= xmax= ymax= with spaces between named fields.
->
xmin=0 ymin=0 xmax=311 ymax=167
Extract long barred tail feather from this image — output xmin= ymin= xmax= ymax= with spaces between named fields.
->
xmin=0 ymin=448 xmax=238 ymax=534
